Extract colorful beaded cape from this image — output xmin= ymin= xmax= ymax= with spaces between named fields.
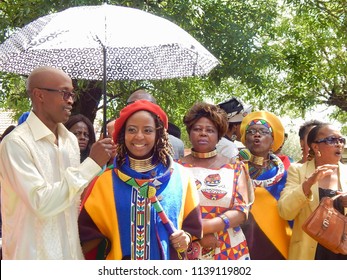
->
xmin=113 ymin=157 xmax=174 ymax=259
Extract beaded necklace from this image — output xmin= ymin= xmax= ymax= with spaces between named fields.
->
xmin=249 ymin=160 xmax=275 ymax=179
xmin=249 ymin=153 xmax=285 ymax=188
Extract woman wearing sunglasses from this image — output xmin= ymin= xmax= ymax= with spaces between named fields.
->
xmin=278 ymin=123 xmax=347 ymax=259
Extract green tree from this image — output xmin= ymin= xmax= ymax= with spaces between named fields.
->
xmin=1 ymin=0 xmax=346 ymax=135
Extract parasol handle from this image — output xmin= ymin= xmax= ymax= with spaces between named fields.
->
xmin=102 ymin=44 xmax=107 ymax=137
xmin=149 ymin=196 xmax=177 ymax=234
xmin=141 ymin=184 xmax=184 ymax=257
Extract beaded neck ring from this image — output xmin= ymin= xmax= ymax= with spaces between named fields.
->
xmin=191 ymin=148 xmax=217 ymax=159
xmin=250 ymin=153 xmax=285 ymax=188
xmin=129 ymin=155 xmax=157 ymax=172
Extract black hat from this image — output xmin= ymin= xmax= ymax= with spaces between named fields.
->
xmin=218 ymin=97 xmax=252 ymax=123
xmin=168 ymin=122 xmax=181 ymax=139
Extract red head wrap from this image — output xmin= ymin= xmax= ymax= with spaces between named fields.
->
xmin=113 ymin=99 xmax=168 ymax=143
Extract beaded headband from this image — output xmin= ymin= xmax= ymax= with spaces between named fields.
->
xmin=246 ymin=119 xmax=273 ymax=134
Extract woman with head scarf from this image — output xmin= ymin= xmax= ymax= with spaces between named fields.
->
xmin=64 ymin=114 xmax=96 ymax=162
xmin=78 ymin=100 xmax=202 ymax=260
xmin=278 ymin=123 xmax=347 ymax=259
xmin=238 ymin=111 xmax=292 ymax=260
xmin=178 ymin=102 xmax=254 ymax=260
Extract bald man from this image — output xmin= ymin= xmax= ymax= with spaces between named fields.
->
xmin=126 ymin=88 xmax=157 ymax=104
xmin=0 ymin=66 xmax=116 ymax=259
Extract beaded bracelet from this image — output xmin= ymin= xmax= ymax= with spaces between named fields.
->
xmin=218 ymin=213 xmax=230 ymax=231
xmin=184 ymin=231 xmax=192 ymax=243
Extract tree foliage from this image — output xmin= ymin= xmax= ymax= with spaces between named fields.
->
xmin=1 ymin=0 xmax=346 ymax=135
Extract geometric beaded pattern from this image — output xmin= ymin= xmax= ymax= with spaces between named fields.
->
xmin=114 ymin=164 xmax=174 ymax=259
xmin=251 ymin=154 xmax=285 ymax=188
xmin=245 ymin=119 xmax=273 ymax=133
xmin=130 ymin=188 xmax=151 ymax=260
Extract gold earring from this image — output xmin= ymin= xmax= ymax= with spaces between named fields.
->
xmin=317 ymin=151 xmax=321 ymax=157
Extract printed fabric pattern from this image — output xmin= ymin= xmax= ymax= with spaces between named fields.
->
xmin=180 ymin=161 xmax=251 ymax=260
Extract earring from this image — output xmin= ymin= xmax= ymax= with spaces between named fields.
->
xmin=317 ymin=151 xmax=321 ymax=157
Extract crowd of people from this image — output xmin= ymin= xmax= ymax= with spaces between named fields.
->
xmin=0 ymin=66 xmax=346 ymax=260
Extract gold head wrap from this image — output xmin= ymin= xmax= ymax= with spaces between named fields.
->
xmin=240 ymin=111 xmax=284 ymax=152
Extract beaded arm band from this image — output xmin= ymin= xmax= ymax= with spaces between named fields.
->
xmin=218 ymin=214 xmax=230 ymax=231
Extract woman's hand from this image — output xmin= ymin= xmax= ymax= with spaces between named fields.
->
xmin=311 ymin=164 xmax=338 ymax=182
xmin=169 ymin=230 xmax=190 ymax=251
xmin=303 ymin=164 xmax=338 ymax=196
xmin=198 ymin=233 xmax=220 ymax=249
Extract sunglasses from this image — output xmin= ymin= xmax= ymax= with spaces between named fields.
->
xmin=37 ymin=87 xmax=76 ymax=102
xmin=246 ymin=128 xmax=271 ymax=136
xmin=314 ymin=136 xmax=346 ymax=146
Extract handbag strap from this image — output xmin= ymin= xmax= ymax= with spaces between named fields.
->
xmin=331 ymin=193 xmax=344 ymax=201
xmin=330 ymin=193 xmax=347 ymax=216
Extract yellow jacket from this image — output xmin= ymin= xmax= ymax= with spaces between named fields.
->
xmin=278 ymin=160 xmax=347 ymax=260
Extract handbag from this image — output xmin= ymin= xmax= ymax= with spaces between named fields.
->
xmin=302 ymin=193 xmax=347 ymax=255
